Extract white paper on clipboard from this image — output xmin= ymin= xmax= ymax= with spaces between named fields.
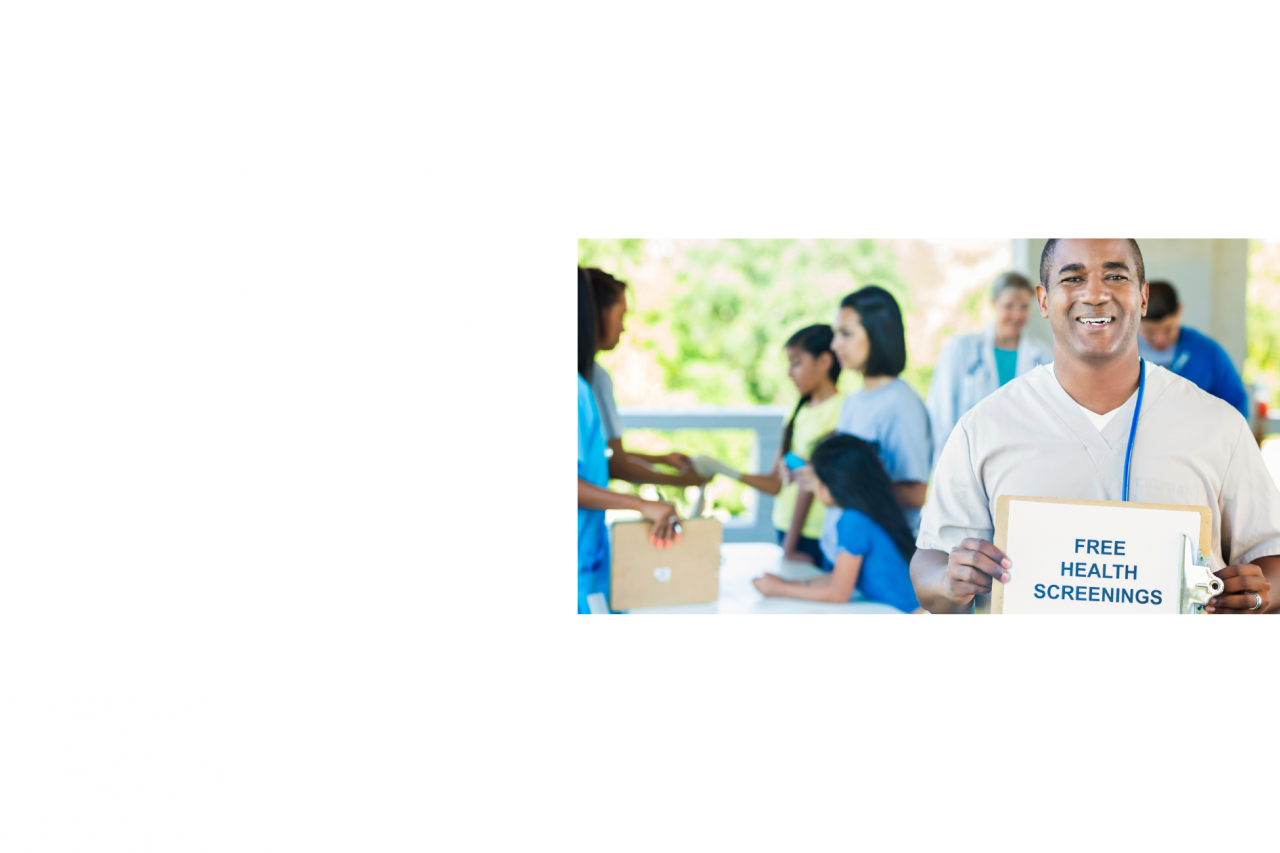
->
xmin=992 ymin=496 xmax=1211 ymax=614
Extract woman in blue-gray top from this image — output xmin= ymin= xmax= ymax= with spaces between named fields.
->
xmin=797 ymin=285 xmax=932 ymax=569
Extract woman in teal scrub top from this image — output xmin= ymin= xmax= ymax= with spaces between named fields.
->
xmin=576 ymin=268 xmax=682 ymax=613
xmin=925 ymin=271 xmax=1050 ymax=467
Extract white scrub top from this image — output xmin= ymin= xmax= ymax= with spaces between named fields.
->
xmin=918 ymin=360 xmax=1280 ymax=571
xmin=925 ymin=324 xmax=1050 ymax=468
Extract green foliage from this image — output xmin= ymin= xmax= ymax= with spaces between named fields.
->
xmin=1245 ymin=299 xmax=1280 ymax=405
xmin=587 ymin=239 xmax=914 ymax=520
xmin=577 ymin=239 xmax=646 ymax=274
xmin=1245 ymin=239 xmax=1280 ymax=406
xmin=960 ymin=283 xmax=987 ymax=324
xmin=900 ymin=362 xmax=934 ymax=401
xmin=657 ymin=239 xmax=909 ymax=406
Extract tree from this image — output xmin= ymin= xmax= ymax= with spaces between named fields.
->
xmin=655 ymin=239 xmax=909 ymax=405
xmin=577 ymin=238 xmax=645 ymax=274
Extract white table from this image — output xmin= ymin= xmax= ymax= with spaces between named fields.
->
xmin=626 ymin=542 xmax=906 ymax=614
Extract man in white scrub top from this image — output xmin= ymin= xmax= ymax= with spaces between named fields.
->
xmin=912 ymin=239 xmax=1279 ymax=614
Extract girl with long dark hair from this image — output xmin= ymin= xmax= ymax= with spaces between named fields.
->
xmin=577 ymin=267 xmax=683 ymax=613
xmin=730 ymin=325 xmax=843 ymax=564
xmin=753 ymin=435 xmax=920 ymax=612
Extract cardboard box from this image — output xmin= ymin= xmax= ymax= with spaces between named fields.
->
xmin=609 ymin=518 xmax=722 ymax=610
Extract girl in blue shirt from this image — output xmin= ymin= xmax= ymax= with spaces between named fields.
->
xmin=754 ymin=434 xmax=920 ymax=612
xmin=577 ymin=268 xmax=683 ymax=613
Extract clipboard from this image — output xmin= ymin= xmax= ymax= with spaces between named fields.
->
xmin=990 ymin=495 xmax=1212 ymax=614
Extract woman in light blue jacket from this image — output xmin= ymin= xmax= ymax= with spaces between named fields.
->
xmin=925 ymin=271 xmax=1050 ymax=467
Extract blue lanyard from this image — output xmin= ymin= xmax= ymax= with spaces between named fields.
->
xmin=1122 ymin=359 xmax=1146 ymax=502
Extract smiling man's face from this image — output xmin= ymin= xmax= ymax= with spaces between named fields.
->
xmin=1037 ymin=239 xmax=1149 ymax=363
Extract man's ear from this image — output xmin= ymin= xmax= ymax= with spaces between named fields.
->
xmin=1140 ymin=281 xmax=1150 ymax=318
xmin=1036 ymin=284 xmax=1050 ymax=319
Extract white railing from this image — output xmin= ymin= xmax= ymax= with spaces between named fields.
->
xmin=618 ymin=406 xmax=789 ymax=543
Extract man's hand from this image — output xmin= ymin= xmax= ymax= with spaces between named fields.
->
xmin=1207 ymin=564 xmax=1271 ymax=614
xmin=940 ymin=538 xmax=1012 ymax=604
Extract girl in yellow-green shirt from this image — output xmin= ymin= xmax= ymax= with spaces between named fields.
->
xmin=738 ymin=325 xmax=844 ymax=565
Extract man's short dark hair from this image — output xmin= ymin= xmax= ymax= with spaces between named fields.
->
xmin=1145 ymin=280 xmax=1179 ymax=321
xmin=1039 ymin=239 xmax=1145 ymax=290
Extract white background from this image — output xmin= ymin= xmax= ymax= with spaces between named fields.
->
xmin=1003 ymin=501 xmax=1202 ymax=614
xmin=2 ymin=2 xmax=1279 ymax=851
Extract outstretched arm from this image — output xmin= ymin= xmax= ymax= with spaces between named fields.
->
xmin=606 ymin=439 xmax=709 ymax=487
xmin=738 ymin=451 xmax=784 ymax=497
xmin=753 ymin=552 xmax=862 ymax=603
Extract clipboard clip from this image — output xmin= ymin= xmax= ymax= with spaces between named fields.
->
xmin=1179 ymin=533 xmax=1224 ymax=614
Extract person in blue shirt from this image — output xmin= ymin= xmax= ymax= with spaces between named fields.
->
xmin=577 ymin=268 xmax=682 ymax=613
xmin=1137 ymin=280 xmax=1248 ymax=419
xmin=586 ymin=267 xmax=709 ymax=489
xmin=752 ymin=434 xmax=920 ymax=612
xmin=791 ymin=286 xmax=933 ymax=567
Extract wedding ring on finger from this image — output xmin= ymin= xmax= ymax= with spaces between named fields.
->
xmin=1250 ymin=592 xmax=1263 ymax=611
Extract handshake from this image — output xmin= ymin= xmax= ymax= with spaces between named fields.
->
xmin=691 ymin=454 xmax=816 ymax=491
xmin=690 ymin=455 xmax=742 ymax=480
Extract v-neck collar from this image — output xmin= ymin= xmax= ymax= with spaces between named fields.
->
xmin=1024 ymin=361 xmax=1163 ymax=473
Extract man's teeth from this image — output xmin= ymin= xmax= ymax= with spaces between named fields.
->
xmin=1078 ymin=317 xmax=1113 ymax=326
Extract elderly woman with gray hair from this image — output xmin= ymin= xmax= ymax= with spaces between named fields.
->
xmin=925 ymin=271 xmax=1050 ymax=467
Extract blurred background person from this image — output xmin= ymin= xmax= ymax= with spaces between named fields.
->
xmin=585 ymin=267 xmax=710 ymax=489
xmin=1138 ymin=279 xmax=1248 ymax=419
xmin=801 ymin=286 xmax=931 ymax=568
xmin=578 ymin=269 xmax=682 ymax=614
xmin=926 ymin=271 xmax=1050 ymax=465
xmin=752 ymin=435 xmax=921 ymax=612
xmin=728 ymin=324 xmax=844 ymax=565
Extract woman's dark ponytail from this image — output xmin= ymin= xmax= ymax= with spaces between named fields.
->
xmin=782 ymin=396 xmax=809 ymax=457
xmin=780 ymin=325 xmax=840 ymax=455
